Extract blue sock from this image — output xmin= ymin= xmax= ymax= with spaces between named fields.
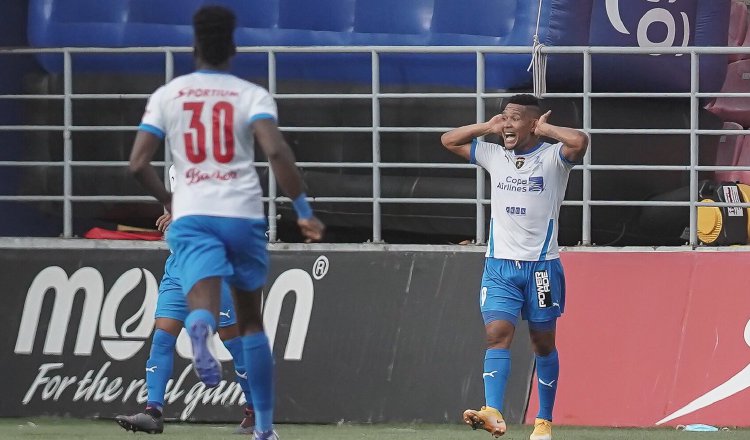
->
xmin=242 ymin=332 xmax=274 ymax=432
xmin=185 ymin=309 xmax=216 ymax=336
xmin=483 ymin=348 xmax=511 ymax=412
xmin=145 ymin=329 xmax=177 ymax=409
xmin=536 ymin=349 xmax=559 ymax=421
xmin=223 ymin=336 xmax=253 ymax=408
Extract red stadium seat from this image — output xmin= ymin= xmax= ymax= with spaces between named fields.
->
xmin=705 ymin=59 xmax=750 ymax=126
xmin=715 ymin=122 xmax=744 ymax=182
xmin=731 ymin=135 xmax=750 ymax=184
xmin=716 ymin=128 xmax=750 ymax=185
xmin=728 ymin=0 xmax=749 ymax=62
xmin=736 ymin=13 xmax=750 ymax=62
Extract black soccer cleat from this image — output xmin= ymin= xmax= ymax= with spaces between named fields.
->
xmin=115 ymin=412 xmax=164 ymax=434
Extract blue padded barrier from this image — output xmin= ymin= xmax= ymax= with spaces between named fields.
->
xmin=28 ymin=0 xmax=730 ymax=92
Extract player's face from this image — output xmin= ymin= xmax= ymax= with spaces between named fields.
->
xmin=500 ymin=103 xmax=537 ymax=150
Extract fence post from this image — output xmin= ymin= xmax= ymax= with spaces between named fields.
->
xmin=475 ymin=51 xmax=486 ymax=244
xmin=371 ymin=50 xmax=382 ymax=243
xmin=63 ymin=50 xmax=73 ymax=237
xmin=582 ymin=49 xmax=592 ymax=245
xmin=268 ymin=51 xmax=278 ymax=242
xmin=689 ymin=51 xmax=699 ymax=247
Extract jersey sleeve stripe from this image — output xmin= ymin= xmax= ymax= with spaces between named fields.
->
xmin=538 ymin=219 xmax=554 ymax=261
xmin=138 ymin=123 xmax=165 ymax=139
xmin=248 ymin=113 xmax=276 ymax=124
xmin=470 ymin=138 xmax=478 ymax=164
xmin=558 ymin=147 xmax=578 ymax=165
xmin=488 ymin=218 xmax=495 ymax=257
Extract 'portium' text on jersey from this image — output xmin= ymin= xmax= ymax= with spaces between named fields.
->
xmin=141 ymin=71 xmax=277 ymax=221
xmin=471 ymin=140 xmax=574 ymax=261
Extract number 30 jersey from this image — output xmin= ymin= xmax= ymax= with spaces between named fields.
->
xmin=139 ymin=71 xmax=276 ymax=221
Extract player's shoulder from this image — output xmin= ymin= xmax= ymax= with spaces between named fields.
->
xmin=237 ymin=78 xmax=271 ymax=98
xmin=537 ymin=141 xmax=562 ymax=153
xmin=208 ymin=73 xmax=262 ymax=90
xmin=476 ymin=139 xmax=504 ymax=152
xmin=535 ymin=141 xmax=564 ymax=160
xmin=151 ymin=74 xmax=190 ymax=98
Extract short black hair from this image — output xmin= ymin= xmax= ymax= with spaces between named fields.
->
xmin=193 ymin=5 xmax=237 ymax=67
xmin=499 ymin=94 xmax=543 ymax=116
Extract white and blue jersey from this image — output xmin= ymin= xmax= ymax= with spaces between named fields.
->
xmin=139 ymin=72 xmax=272 ymax=293
xmin=470 ymin=140 xmax=575 ymax=325
xmin=471 ymin=140 xmax=573 ymax=261
xmin=140 ymin=71 xmax=275 ymax=222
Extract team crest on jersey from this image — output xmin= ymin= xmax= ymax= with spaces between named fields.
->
xmin=515 ymin=157 xmax=525 ymax=169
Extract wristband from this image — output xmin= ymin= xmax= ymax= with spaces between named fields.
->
xmin=292 ymin=193 xmax=313 ymax=220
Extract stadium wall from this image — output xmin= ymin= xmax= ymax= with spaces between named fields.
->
xmin=2 ymin=240 xmax=748 ymax=427
xmin=526 ymin=249 xmax=750 ymax=428
xmin=0 ymin=241 xmax=533 ymax=424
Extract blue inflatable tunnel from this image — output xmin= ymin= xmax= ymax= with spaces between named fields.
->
xmin=28 ymin=0 xmax=731 ymax=92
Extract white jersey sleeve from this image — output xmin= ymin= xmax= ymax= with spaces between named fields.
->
xmin=553 ymin=142 xmax=577 ymax=172
xmin=244 ymin=88 xmax=278 ymax=124
xmin=139 ymin=86 xmax=167 ymax=139
xmin=470 ymin=139 xmax=504 ymax=170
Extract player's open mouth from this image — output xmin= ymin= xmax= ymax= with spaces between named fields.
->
xmin=504 ymin=133 xmax=517 ymax=143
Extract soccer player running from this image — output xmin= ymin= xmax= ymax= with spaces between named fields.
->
xmin=441 ymin=94 xmax=588 ymax=440
xmin=129 ymin=6 xmax=324 ymax=440
xmin=115 ymin=167 xmax=256 ymax=435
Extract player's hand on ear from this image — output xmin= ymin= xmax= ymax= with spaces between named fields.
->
xmin=298 ymin=217 xmax=325 ymax=243
xmin=488 ymin=114 xmax=506 ymax=135
xmin=534 ymin=110 xmax=552 ymax=136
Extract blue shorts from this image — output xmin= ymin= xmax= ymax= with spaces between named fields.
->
xmin=167 ymin=215 xmax=269 ymax=293
xmin=155 ymin=253 xmax=237 ymax=327
xmin=480 ymin=258 xmax=565 ymax=326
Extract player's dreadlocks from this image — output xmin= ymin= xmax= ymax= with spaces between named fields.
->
xmin=193 ymin=5 xmax=237 ymax=67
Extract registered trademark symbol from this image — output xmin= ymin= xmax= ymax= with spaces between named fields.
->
xmin=312 ymin=255 xmax=329 ymax=280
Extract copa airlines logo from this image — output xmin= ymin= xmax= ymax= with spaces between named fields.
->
xmin=14 ymin=267 xmax=158 ymax=361
xmin=606 ymin=0 xmax=689 ymax=54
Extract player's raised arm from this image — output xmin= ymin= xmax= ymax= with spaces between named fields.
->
xmin=129 ymin=131 xmax=172 ymax=211
xmin=252 ymin=118 xmax=325 ymax=242
xmin=441 ymin=115 xmax=505 ymax=161
xmin=533 ymin=110 xmax=589 ymax=163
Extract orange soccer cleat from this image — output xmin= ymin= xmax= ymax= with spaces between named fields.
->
xmin=462 ymin=406 xmax=507 ymax=437
xmin=529 ymin=418 xmax=552 ymax=440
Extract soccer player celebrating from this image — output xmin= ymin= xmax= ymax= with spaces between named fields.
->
xmin=129 ymin=6 xmax=324 ymax=440
xmin=441 ymin=95 xmax=588 ymax=439
xmin=115 ymin=167 xmax=256 ymax=435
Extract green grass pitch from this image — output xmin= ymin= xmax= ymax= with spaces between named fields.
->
xmin=1 ymin=418 xmax=747 ymax=440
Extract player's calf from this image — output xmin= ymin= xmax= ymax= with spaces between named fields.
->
xmin=186 ymin=310 xmax=222 ymax=387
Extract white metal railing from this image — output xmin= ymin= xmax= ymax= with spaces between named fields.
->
xmin=3 ymin=45 xmax=750 ymax=245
